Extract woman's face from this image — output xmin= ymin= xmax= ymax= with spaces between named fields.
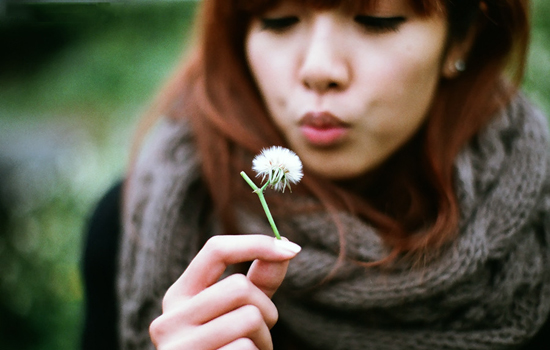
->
xmin=245 ymin=0 xmax=452 ymax=179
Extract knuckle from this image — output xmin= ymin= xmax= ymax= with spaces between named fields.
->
xmin=233 ymin=338 xmax=258 ymax=350
xmin=149 ymin=316 xmax=164 ymax=342
xmin=161 ymin=285 xmax=180 ymax=312
xmin=149 ymin=314 xmax=196 ymax=350
xmin=161 ymin=289 xmax=172 ymax=311
xmin=266 ymin=305 xmax=279 ymax=329
xmin=203 ymin=235 xmax=225 ymax=255
xmin=226 ymin=274 xmax=254 ymax=300
xmin=240 ymin=305 xmax=265 ymax=332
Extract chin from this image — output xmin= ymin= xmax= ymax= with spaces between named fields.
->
xmin=306 ymin=153 xmax=389 ymax=180
xmin=307 ymin=163 xmax=368 ymax=181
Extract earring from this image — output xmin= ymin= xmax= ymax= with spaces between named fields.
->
xmin=454 ymin=59 xmax=466 ymax=72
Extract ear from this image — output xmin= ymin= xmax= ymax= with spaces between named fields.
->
xmin=441 ymin=25 xmax=478 ymax=79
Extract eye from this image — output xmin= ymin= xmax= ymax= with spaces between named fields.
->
xmin=260 ymin=16 xmax=299 ymax=32
xmin=354 ymin=15 xmax=406 ymax=33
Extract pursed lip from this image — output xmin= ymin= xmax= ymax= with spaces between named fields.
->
xmin=299 ymin=111 xmax=350 ymax=146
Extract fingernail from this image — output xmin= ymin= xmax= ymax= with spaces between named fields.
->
xmin=274 ymin=238 xmax=302 ymax=254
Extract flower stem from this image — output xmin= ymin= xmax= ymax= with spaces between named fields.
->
xmin=240 ymin=171 xmax=282 ymax=240
xmin=256 ymin=190 xmax=282 ymax=240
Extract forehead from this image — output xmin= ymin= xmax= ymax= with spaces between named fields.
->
xmin=236 ymin=0 xmax=446 ymax=16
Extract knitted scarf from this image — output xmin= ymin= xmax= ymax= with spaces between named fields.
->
xmin=118 ymin=94 xmax=550 ymax=350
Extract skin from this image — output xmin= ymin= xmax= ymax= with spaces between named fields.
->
xmin=149 ymin=235 xmax=301 ymax=350
xmin=246 ymin=1 xmax=464 ymax=179
xmin=150 ymin=1 xmax=474 ymax=349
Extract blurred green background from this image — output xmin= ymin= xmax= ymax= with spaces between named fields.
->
xmin=0 ymin=1 xmax=198 ymax=349
xmin=0 ymin=0 xmax=548 ymax=349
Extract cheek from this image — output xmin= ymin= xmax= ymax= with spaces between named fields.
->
xmin=247 ymin=42 xmax=287 ymax=104
xmin=390 ymin=44 xmax=441 ymax=93
xmin=247 ymin=43 xmax=269 ymax=93
xmin=397 ymin=56 xmax=440 ymax=112
xmin=368 ymin=46 xmax=442 ymax=131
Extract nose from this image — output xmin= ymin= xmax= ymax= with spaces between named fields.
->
xmin=299 ymin=15 xmax=351 ymax=93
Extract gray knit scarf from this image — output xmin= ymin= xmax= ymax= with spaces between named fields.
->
xmin=119 ymin=94 xmax=550 ymax=350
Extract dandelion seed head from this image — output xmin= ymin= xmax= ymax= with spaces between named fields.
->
xmin=252 ymin=146 xmax=303 ymax=192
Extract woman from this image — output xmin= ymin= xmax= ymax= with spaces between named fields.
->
xmin=82 ymin=0 xmax=550 ymax=349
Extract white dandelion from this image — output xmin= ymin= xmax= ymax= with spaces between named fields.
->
xmin=240 ymin=146 xmax=303 ymax=239
xmin=252 ymin=146 xmax=303 ymax=192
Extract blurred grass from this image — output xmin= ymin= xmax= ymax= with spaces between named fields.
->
xmin=524 ymin=0 xmax=550 ymax=116
xmin=0 ymin=2 xmax=197 ymax=350
xmin=0 ymin=1 xmax=549 ymax=350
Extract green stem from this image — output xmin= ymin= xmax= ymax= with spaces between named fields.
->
xmin=240 ymin=171 xmax=282 ymax=240
xmin=256 ymin=190 xmax=281 ymax=240
xmin=240 ymin=171 xmax=259 ymax=191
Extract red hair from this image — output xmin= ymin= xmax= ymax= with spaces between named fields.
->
xmin=133 ymin=0 xmax=531 ymax=262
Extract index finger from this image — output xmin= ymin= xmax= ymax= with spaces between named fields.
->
xmin=167 ymin=235 xmax=301 ymax=299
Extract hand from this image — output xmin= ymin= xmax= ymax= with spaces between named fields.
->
xmin=149 ymin=234 xmax=301 ymax=350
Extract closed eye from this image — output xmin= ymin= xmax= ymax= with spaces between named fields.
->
xmin=260 ymin=16 xmax=299 ymax=32
xmin=354 ymin=16 xmax=406 ymax=33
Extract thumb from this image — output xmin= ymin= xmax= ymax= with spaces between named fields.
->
xmin=247 ymin=259 xmax=289 ymax=298
xmin=247 ymin=238 xmax=300 ymax=298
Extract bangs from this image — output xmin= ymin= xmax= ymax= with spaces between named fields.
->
xmin=235 ymin=0 xmax=446 ymax=17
